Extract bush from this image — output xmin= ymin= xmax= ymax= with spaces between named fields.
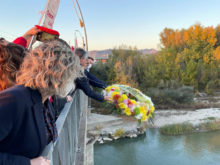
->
xmin=90 ymin=61 xmax=115 ymax=85
xmin=146 ymin=85 xmax=194 ymax=107
xmin=160 ymin=120 xmax=220 ymax=136
xmin=205 ymin=79 xmax=220 ymax=95
xmin=114 ymin=128 xmax=125 ymax=138
xmin=199 ymin=122 xmax=218 ymax=131
xmin=160 ymin=123 xmax=194 ymax=135
xmin=168 ymin=86 xmax=194 ymax=103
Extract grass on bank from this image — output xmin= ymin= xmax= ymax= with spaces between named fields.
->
xmin=160 ymin=120 xmax=220 ymax=136
xmin=160 ymin=123 xmax=194 ymax=135
xmin=114 ymin=128 xmax=125 ymax=138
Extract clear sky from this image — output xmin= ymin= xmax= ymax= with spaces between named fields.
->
xmin=1 ymin=0 xmax=220 ymax=50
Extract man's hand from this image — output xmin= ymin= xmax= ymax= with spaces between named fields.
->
xmin=104 ymin=96 xmax=111 ymax=101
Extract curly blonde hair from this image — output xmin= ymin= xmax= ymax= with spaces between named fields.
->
xmin=0 ymin=41 xmax=26 ymax=91
xmin=16 ymin=39 xmax=82 ymax=96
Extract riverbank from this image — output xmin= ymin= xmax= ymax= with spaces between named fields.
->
xmin=150 ymin=108 xmax=220 ymax=128
xmin=152 ymin=108 xmax=220 ymax=135
xmin=88 ymin=108 xmax=220 ymax=144
xmin=89 ymin=92 xmax=220 ymax=143
xmin=87 ymin=114 xmax=147 ymax=144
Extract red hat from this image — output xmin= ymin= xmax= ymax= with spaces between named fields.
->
xmin=35 ymin=25 xmax=60 ymax=36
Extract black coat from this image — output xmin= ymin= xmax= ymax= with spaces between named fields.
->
xmin=0 ymin=85 xmax=52 ymax=165
xmin=75 ymin=77 xmax=104 ymax=102
xmin=52 ymin=72 xmax=107 ymax=117
xmin=84 ymin=70 xmax=107 ymax=89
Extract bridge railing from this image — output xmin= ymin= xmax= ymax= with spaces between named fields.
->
xmin=41 ymin=90 xmax=88 ymax=165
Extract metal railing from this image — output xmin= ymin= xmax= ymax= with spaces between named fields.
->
xmin=41 ymin=90 xmax=88 ymax=165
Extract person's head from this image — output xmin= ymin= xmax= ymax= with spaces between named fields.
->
xmin=88 ymin=56 xmax=94 ymax=65
xmin=16 ymin=39 xmax=81 ymax=99
xmin=0 ymin=37 xmax=9 ymax=45
xmin=87 ymin=56 xmax=94 ymax=69
xmin=75 ymin=48 xmax=88 ymax=68
xmin=0 ymin=39 xmax=26 ymax=91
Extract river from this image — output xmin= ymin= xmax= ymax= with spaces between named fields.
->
xmin=94 ymin=129 xmax=220 ymax=165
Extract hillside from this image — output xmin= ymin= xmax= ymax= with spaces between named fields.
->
xmin=89 ymin=49 xmax=158 ymax=59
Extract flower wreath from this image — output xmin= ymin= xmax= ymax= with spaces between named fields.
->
xmin=104 ymin=84 xmax=155 ymax=123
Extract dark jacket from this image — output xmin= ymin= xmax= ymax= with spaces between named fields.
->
xmin=52 ymin=71 xmax=107 ymax=117
xmin=51 ymin=95 xmax=67 ymax=119
xmin=0 ymin=85 xmax=52 ymax=165
xmin=75 ymin=77 xmax=104 ymax=102
xmin=84 ymin=70 xmax=107 ymax=89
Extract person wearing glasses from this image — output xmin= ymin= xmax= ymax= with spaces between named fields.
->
xmin=75 ymin=48 xmax=108 ymax=89
xmin=86 ymin=56 xmax=94 ymax=71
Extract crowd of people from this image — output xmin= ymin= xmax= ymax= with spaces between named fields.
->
xmin=0 ymin=26 xmax=109 ymax=165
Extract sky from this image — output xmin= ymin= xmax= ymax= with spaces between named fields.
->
xmin=1 ymin=0 xmax=220 ymax=50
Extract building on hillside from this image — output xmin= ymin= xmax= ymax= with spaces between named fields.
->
xmin=89 ymin=52 xmax=110 ymax=64
xmin=88 ymin=48 xmax=158 ymax=64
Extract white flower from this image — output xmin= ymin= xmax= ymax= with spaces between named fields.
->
xmin=135 ymin=113 xmax=143 ymax=119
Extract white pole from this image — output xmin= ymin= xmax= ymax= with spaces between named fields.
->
xmin=72 ymin=0 xmax=88 ymax=51
xmin=27 ymin=0 xmax=51 ymax=50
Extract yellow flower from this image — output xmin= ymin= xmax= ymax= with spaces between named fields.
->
xmin=105 ymin=86 xmax=112 ymax=92
xmin=148 ymin=114 xmax=152 ymax=118
xmin=118 ymin=94 xmax=127 ymax=103
xmin=130 ymin=99 xmax=137 ymax=105
xmin=117 ymin=96 xmax=124 ymax=103
xmin=141 ymin=115 xmax=147 ymax=121
xmin=121 ymin=94 xmax=128 ymax=100
xmin=119 ymin=103 xmax=127 ymax=109
xmin=139 ymin=106 xmax=147 ymax=114
xmin=112 ymin=92 xmax=120 ymax=98
xmin=124 ymin=108 xmax=131 ymax=116
xmin=150 ymin=106 xmax=155 ymax=113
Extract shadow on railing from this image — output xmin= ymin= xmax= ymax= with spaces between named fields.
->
xmin=41 ymin=90 xmax=88 ymax=165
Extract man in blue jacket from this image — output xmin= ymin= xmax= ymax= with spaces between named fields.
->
xmin=74 ymin=48 xmax=108 ymax=99
xmin=75 ymin=48 xmax=108 ymax=89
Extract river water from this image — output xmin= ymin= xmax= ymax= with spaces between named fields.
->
xmin=94 ymin=129 xmax=220 ymax=165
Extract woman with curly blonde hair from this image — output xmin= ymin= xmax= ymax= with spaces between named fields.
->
xmin=0 ymin=39 xmax=81 ymax=165
xmin=16 ymin=39 xmax=81 ymax=99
